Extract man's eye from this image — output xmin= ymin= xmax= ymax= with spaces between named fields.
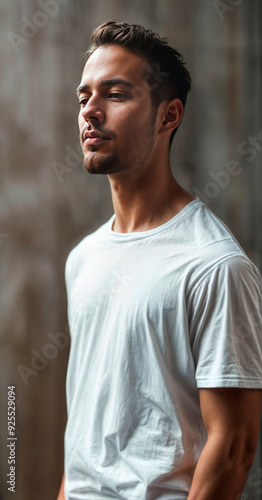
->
xmin=78 ymin=93 xmax=128 ymax=106
xmin=78 ymin=98 xmax=89 ymax=106
xmin=109 ymin=92 xmax=128 ymax=100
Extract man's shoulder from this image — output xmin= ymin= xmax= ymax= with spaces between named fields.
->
xmin=184 ymin=199 xmax=242 ymax=251
xmin=178 ymin=200 xmax=262 ymax=287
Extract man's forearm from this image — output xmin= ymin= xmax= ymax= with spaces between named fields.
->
xmin=187 ymin=433 xmax=255 ymax=500
xmin=57 ymin=473 xmax=65 ymax=500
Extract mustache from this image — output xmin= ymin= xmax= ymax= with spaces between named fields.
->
xmin=80 ymin=124 xmax=114 ymax=143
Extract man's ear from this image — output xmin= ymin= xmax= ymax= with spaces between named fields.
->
xmin=159 ymin=98 xmax=184 ymax=134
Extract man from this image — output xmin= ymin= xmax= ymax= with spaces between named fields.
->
xmin=57 ymin=21 xmax=262 ymax=500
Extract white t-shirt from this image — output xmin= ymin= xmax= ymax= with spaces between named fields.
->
xmin=64 ymin=198 xmax=262 ymax=500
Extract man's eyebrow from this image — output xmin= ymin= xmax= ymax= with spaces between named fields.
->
xmin=76 ymin=78 xmax=134 ymax=96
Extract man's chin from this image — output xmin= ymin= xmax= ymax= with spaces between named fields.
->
xmin=83 ymin=152 xmax=120 ymax=175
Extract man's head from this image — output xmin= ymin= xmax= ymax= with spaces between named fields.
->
xmin=77 ymin=22 xmax=191 ymax=176
xmin=86 ymin=22 xmax=191 ymax=146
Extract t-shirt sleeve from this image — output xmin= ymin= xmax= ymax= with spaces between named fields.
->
xmin=188 ymin=255 xmax=262 ymax=388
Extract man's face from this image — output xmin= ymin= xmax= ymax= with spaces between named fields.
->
xmin=77 ymin=45 xmax=159 ymax=175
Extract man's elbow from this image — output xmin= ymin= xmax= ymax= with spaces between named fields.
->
xmin=235 ymin=435 xmax=258 ymax=472
xmin=217 ymin=430 xmax=258 ymax=476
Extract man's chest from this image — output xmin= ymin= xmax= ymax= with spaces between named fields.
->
xmin=69 ymin=243 xmax=192 ymax=323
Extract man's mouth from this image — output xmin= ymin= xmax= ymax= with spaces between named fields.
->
xmin=84 ymin=136 xmax=109 ymax=145
xmin=82 ymin=129 xmax=110 ymax=146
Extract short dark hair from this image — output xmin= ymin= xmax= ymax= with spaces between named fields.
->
xmin=85 ymin=21 xmax=192 ymax=147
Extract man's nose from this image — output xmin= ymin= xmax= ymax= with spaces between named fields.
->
xmin=81 ymin=95 xmax=105 ymax=123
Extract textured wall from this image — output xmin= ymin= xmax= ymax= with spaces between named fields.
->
xmin=0 ymin=1 xmax=261 ymax=499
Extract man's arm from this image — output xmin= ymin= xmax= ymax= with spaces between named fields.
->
xmin=188 ymin=388 xmax=262 ymax=500
xmin=57 ymin=473 xmax=65 ymax=500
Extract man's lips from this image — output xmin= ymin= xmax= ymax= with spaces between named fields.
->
xmin=82 ymin=130 xmax=110 ymax=146
xmin=84 ymin=137 xmax=109 ymax=145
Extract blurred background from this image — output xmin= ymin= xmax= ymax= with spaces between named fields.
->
xmin=1 ymin=0 xmax=261 ymax=499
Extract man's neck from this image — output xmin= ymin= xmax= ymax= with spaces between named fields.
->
xmin=108 ymin=163 xmax=194 ymax=234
